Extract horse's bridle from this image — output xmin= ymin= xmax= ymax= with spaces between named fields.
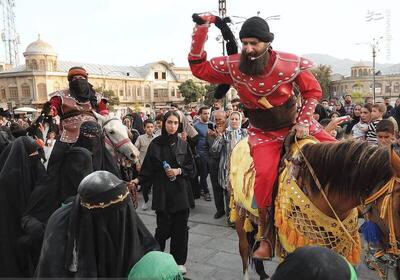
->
xmin=102 ymin=117 xmax=132 ymax=151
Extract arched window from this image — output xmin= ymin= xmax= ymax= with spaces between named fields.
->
xmin=144 ymin=85 xmax=151 ymax=99
xmin=21 ymin=84 xmax=31 ymax=98
xmin=39 ymin=59 xmax=46 ymax=71
xmin=25 ymin=59 xmax=31 ymax=70
xmin=38 ymin=83 xmax=47 ymax=101
xmin=363 ymin=69 xmax=368 ymax=76
xmin=9 ymin=86 xmax=18 ymax=99
xmin=1 ymin=87 xmax=6 ymax=100
xmin=394 ymin=82 xmax=400 ymax=93
xmin=31 ymin=59 xmax=38 ymax=70
xmin=352 ymin=84 xmax=363 ymax=93
xmin=357 ymin=69 xmax=362 ymax=76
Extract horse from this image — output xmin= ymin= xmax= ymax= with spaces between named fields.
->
xmin=93 ymin=111 xmax=139 ymax=163
xmin=229 ymin=137 xmax=400 ymax=280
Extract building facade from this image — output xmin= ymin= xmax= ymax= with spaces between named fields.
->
xmin=330 ymin=62 xmax=400 ymax=102
xmin=0 ymin=36 xmax=225 ymax=113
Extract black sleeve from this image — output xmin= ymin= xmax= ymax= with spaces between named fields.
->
xmin=138 ymin=143 xmax=155 ymax=188
xmin=180 ymin=144 xmax=196 ymax=179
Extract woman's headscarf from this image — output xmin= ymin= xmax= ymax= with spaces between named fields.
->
xmin=158 ymin=111 xmax=181 ymax=147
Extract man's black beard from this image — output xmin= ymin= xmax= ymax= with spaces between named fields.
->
xmin=239 ymin=49 xmax=269 ymax=76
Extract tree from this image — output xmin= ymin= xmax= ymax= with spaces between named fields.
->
xmin=95 ymin=87 xmax=119 ymax=111
xmin=178 ymin=79 xmax=206 ymax=104
xmin=311 ymin=64 xmax=332 ymax=100
xmin=203 ymin=84 xmax=217 ymax=107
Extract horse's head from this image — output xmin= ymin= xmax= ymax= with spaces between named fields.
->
xmin=93 ymin=111 xmax=139 ymax=163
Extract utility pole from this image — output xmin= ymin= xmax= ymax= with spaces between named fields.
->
xmin=218 ymin=0 xmax=226 ymax=55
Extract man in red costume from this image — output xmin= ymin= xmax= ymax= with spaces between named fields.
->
xmin=188 ymin=15 xmax=336 ymax=260
xmin=46 ymin=66 xmax=108 ymax=173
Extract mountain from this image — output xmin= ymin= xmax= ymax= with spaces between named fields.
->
xmin=302 ymin=53 xmax=396 ymax=76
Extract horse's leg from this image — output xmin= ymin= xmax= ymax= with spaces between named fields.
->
xmin=236 ymin=215 xmax=249 ymax=279
xmin=247 ymin=229 xmax=270 ymax=280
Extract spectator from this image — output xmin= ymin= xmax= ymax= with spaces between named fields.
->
xmin=366 ymin=103 xmax=386 ymax=145
xmin=351 ymin=104 xmax=371 ymax=140
xmin=207 ymin=110 xmax=227 ymax=219
xmin=345 ymin=104 xmax=362 ymax=135
xmin=225 ymin=104 xmax=233 ymax=117
xmin=313 ymin=104 xmax=328 ymax=123
xmin=390 ymin=98 xmax=400 ymax=129
xmin=194 ymin=106 xmax=212 ymax=201
xmin=133 ymin=111 xmax=196 ymax=275
xmin=135 ymin=119 xmax=156 ymax=210
xmin=154 ymin=113 xmax=164 ymax=136
xmin=212 ymin=111 xmax=248 ymax=224
xmin=384 ymin=97 xmax=393 ymax=118
xmin=376 ymin=119 xmax=396 ymax=149
xmin=343 ymin=94 xmax=355 ymax=117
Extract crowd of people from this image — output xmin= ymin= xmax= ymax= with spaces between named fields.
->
xmin=2 ymin=12 xmax=399 ymax=280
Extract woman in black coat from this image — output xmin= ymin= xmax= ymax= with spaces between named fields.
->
xmin=132 ymin=111 xmax=195 ymax=275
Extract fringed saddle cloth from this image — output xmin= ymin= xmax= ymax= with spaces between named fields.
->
xmin=274 ymin=138 xmax=361 ymax=264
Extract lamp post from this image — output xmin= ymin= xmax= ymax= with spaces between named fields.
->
xmin=371 ymin=36 xmax=383 ymax=102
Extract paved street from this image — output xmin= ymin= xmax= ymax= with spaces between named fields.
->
xmin=136 ymin=187 xmax=394 ymax=280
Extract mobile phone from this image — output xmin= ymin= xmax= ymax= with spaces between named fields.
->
xmin=208 ymin=123 xmax=216 ymax=130
xmin=337 ymin=115 xmax=351 ymax=122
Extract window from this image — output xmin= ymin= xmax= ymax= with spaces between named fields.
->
xmin=154 ymin=72 xmax=159 ymax=79
xmin=394 ymin=83 xmax=400 ymax=93
xmin=171 ymin=88 xmax=175 ymax=97
xmin=127 ymin=87 xmax=132 ymax=96
xmin=144 ymin=85 xmax=150 ymax=99
xmin=363 ymin=69 xmax=368 ymax=76
xmin=162 ymin=72 xmax=166 ymax=80
xmin=177 ymin=90 xmax=181 ymax=98
xmin=119 ymin=89 xmax=124 ymax=96
xmin=9 ymin=87 xmax=18 ymax=99
xmin=1 ymin=88 xmax=6 ymax=99
xmin=153 ymin=89 xmax=159 ymax=98
xmin=21 ymin=84 xmax=30 ymax=98
xmin=40 ymin=60 xmax=46 ymax=71
xmin=31 ymin=59 xmax=38 ymax=70
xmin=38 ymin=83 xmax=47 ymax=101
xmin=385 ymin=84 xmax=392 ymax=94
xmin=137 ymin=86 xmax=141 ymax=97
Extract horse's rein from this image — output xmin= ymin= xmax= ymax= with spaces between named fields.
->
xmin=294 ymin=136 xmax=358 ymax=246
xmin=363 ymin=176 xmax=400 ymax=256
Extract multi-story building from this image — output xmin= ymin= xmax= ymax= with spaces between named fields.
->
xmin=0 ymin=36 xmax=218 ymax=114
xmin=330 ymin=62 xmax=400 ymax=102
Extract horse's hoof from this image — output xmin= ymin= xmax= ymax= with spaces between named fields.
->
xmin=243 ymin=269 xmax=250 ymax=280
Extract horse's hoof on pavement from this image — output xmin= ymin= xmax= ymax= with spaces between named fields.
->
xmin=243 ymin=269 xmax=250 ymax=280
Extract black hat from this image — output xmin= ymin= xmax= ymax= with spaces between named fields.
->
xmin=239 ymin=16 xmax=274 ymax=43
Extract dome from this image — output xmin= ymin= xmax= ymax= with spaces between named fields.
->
xmin=351 ymin=61 xmax=371 ymax=68
xmin=23 ymin=35 xmax=56 ymax=56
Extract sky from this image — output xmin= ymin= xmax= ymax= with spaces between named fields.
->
xmin=7 ymin=0 xmax=400 ymax=68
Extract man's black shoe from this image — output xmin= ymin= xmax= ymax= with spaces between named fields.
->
xmin=214 ymin=211 xmax=225 ymax=219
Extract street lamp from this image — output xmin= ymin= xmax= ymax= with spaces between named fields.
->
xmin=356 ymin=36 xmax=383 ymax=102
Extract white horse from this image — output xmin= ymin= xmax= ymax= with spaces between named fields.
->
xmin=93 ymin=111 xmax=139 ymax=163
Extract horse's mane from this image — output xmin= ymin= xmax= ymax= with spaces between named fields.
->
xmin=298 ymin=140 xmax=393 ymax=198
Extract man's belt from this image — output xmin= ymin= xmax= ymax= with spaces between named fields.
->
xmin=247 ymin=96 xmax=297 ymax=131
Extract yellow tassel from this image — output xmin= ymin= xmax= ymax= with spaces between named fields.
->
xmin=274 ymin=210 xmax=282 ymax=227
xmin=297 ymin=234 xmax=306 ymax=247
xmin=230 ymin=208 xmax=237 ymax=223
xmin=352 ymin=246 xmax=360 ymax=264
xmin=243 ymin=217 xmax=254 ymax=232
xmin=287 ymin=228 xmax=297 ymax=245
xmin=279 ymin=219 xmax=288 ymax=235
xmin=256 ymin=225 xmax=262 ymax=240
xmin=229 ymin=195 xmax=234 ymax=209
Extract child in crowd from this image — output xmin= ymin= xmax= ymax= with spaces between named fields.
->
xmin=154 ymin=113 xmax=163 ymax=136
xmin=135 ymin=119 xmax=155 ymax=210
xmin=366 ymin=103 xmax=386 ymax=145
xmin=351 ymin=103 xmax=372 ymax=140
xmin=376 ymin=119 xmax=400 ymax=153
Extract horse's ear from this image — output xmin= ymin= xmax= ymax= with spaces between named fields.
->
xmin=92 ymin=110 xmax=104 ymax=123
xmin=391 ymin=149 xmax=400 ymax=177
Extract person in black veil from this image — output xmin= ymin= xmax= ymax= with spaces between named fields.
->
xmin=35 ymin=170 xmax=159 ymax=278
xmin=20 ymin=147 xmax=93 ymax=275
xmin=132 ymin=111 xmax=196 ymax=275
xmin=0 ymin=127 xmax=13 ymax=155
xmin=0 ymin=136 xmax=46 ymax=277
xmin=73 ymin=120 xmax=121 ymax=177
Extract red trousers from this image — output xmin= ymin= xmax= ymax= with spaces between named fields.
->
xmin=249 ymin=124 xmax=336 ymax=207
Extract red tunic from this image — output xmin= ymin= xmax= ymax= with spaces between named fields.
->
xmin=188 ymin=23 xmax=335 ymax=207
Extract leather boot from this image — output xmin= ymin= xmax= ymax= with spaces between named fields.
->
xmin=252 ymin=207 xmax=272 ymax=260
